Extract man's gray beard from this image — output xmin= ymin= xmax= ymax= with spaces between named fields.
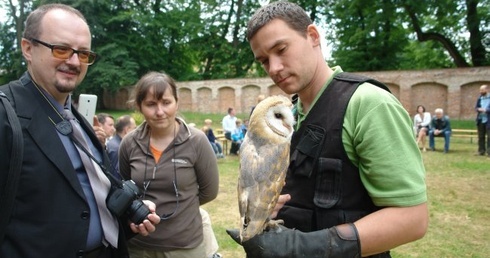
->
xmin=55 ymin=82 xmax=77 ymax=94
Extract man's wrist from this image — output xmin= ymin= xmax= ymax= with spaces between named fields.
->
xmin=334 ymin=223 xmax=359 ymax=242
xmin=328 ymin=223 xmax=361 ymax=258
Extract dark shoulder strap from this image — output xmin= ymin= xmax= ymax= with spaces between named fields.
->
xmin=334 ymin=72 xmax=391 ymax=93
xmin=0 ymin=84 xmax=24 ymax=243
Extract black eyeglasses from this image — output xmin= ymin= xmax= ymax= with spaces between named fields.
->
xmin=29 ymin=38 xmax=97 ymax=65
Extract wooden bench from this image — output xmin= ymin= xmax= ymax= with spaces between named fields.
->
xmin=215 ymin=128 xmax=231 ymax=155
xmin=451 ymin=129 xmax=477 ymax=143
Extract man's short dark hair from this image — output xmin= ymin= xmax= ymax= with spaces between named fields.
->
xmin=97 ymin=113 xmax=114 ymax=124
xmin=247 ymin=1 xmax=312 ymax=41
xmin=115 ymin=115 xmax=133 ymax=133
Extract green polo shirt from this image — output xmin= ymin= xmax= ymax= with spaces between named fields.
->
xmin=295 ymin=66 xmax=427 ymax=207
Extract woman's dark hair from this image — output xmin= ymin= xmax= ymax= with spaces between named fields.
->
xmin=129 ymin=71 xmax=178 ymax=110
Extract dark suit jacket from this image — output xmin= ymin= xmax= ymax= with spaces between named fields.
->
xmin=0 ymin=75 xmax=131 ymax=258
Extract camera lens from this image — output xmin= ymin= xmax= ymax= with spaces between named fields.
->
xmin=128 ymin=200 xmax=151 ymax=224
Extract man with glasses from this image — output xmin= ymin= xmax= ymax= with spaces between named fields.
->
xmin=0 ymin=4 xmax=160 ymax=258
xmin=28 ymin=37 xmax=97 ymax=65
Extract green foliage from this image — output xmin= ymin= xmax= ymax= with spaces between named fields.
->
xmin=0 ymin=5 xmax=26 ymax=81
xmin=190 ymin=0 xmax=258 ymax=79
xmin=398 ymin=41 xmax=455 ymax=69
xmin=127 ymin=1 xmax=200 ymax=80
xmin=327 ymin=0 xmax=489 ymax=70
xmin=330 ymin=0 xmax=409 ymax=71
xmin=1 ymin=0 xmax=488 ymax=96
xmin=82 ymin=43 xmax=139 ymax=94
xmin=77 ymin=1 xmax=143 ymax=95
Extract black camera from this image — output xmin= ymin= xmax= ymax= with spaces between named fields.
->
xmin=106 ymin=180 xmax=151 ymax=224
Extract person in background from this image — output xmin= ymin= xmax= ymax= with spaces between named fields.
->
xmin=0 ymin=4 xmax=159 ymax=257
xmin=413 ymin=105 xmax=431 ymax=152
xmin=485 ymin=105 xmax=490 ymax=158
xmin=230 ymin=119 xmax=245 ymax=155
xmin=222 ymin=107 xmax=237 ymax=141
xmin=250 ymin=94 xmax=266 ymax=117
xmin=222 ymin=107 xmax=237 ymax=155
xmin=203 ymin=119 xmax=224 ymax=158
xmin=240 ymin=118 xmax=249 ymax=136
xmin=200 ymin=208 xmax=223 ymax=258
xmin=227 ymin=2 xmax=428 ymax=257
xmin=97 ymin=112 xmax=116 ymax=142
xmin=429 ymin=108 xmax=452 ymax=153
xmin=119 ymin=71 xmax=219 ymax=257
xmin=106 ymin=114 xmax=136 ymax=176
xmin=475 ymin=84 xmax=490 ymax=156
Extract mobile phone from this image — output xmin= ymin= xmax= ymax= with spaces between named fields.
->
xmin=77 ymin=94 xmax=98 ymax=126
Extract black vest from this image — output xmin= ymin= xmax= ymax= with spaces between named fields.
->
xmin=277 ymin=72 xmax=390 ymax=232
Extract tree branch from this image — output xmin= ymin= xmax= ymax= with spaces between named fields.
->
xmin=403 ymin=3 xmax=470 ymax=67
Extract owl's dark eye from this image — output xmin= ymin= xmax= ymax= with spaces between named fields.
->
xmin=274 ymin=113 xmax=283 ymax=119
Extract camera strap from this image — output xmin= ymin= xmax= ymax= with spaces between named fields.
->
xmin=0 ymin=87 xmax=24 ymax=244
xmin=21 ymin=74 xmax=123 ymax=188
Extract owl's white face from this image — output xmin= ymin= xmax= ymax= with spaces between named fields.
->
xmin=249 ymin=95 xmax=295 ymax=143
xmin=265 ymin=104 xmax=295 ymax=139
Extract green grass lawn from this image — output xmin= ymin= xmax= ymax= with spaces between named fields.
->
xmin=103 ymin=110 xmax=489 ymax=257
xmin=393 ymin=138 xmax=489 ymax=257
xmin=99 ymin=110 xmax=249 ymax=129
xmin=206 ymin=138 xmax=490 ymax=258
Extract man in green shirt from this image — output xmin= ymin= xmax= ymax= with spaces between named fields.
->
xmin=228 ymin=2 xmax=428 ymax=257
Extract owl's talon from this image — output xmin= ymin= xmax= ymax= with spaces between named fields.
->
xmin=264 ymin=219 xmax=284 ymax=232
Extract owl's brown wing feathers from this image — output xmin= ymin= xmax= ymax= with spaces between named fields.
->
xmin=238 ymin=134 xmax=290 ymax=242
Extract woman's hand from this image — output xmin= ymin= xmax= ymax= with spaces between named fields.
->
xmin=129 ymin=200 xmax=161 ymax=236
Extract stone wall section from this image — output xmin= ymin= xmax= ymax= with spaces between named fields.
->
xmin=104 ymin=67 xmax=490 ymax=119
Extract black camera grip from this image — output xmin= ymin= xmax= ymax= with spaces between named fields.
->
xmin=128 ymin=200 xmax=151 ymax=224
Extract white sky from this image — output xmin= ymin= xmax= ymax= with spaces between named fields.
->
xmin=0 ymin=0 xmax=18 ymax=23
xmin=0 ymin=8 xmax=5 ymax=23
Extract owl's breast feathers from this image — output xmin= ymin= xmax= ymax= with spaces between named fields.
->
xmin=238 ymin=132 xmax=290 ymax=241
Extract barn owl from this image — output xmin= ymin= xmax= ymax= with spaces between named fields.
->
xmin=238 ymin=95 xmax=295 ymax=242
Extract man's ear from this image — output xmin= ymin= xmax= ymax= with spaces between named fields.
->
xmin=306 ymin=24 xmax=321 ymax=47
xmin=21 ymin=38 xmax=33 ymax=62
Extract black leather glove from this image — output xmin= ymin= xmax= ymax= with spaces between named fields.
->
xmin=226 ymin=223 xmax=360 ymax=258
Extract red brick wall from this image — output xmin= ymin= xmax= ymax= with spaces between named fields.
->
xmin=104 ymin=67 xmax=490 ymax=119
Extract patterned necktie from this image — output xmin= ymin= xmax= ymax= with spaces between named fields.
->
xmin=63 ymin=108 xmax=119 ymax=248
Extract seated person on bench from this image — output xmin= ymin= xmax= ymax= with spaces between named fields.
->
xmin=429 ymin=108 xmax=452 ymax=153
